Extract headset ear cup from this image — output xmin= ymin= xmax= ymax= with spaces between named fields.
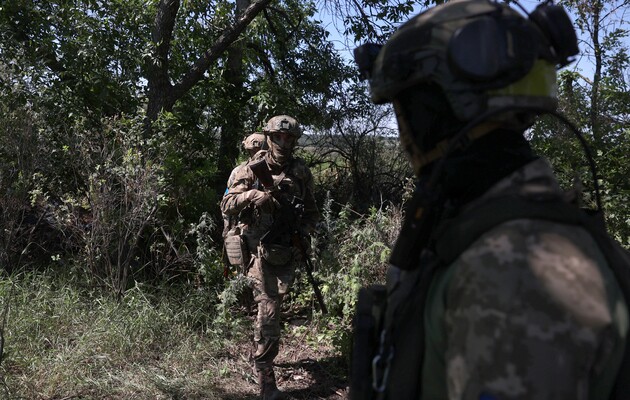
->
xmin=449 ymin=17 xmax=501 ymax=81
xmin=449 ymin=16 xmax=537 ymax=83
xmin=529 ymin=4 xmax=579 ymax=66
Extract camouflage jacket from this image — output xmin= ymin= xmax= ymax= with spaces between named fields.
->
xmin=220 ymin=150 xmax=319 ymax=251
xmin=222 ymin=160 xmax=248 ymax=238
xmin=418 ymin=158 xmax=629 ymax=400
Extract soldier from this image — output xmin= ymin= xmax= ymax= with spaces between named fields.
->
xmin=222 ymin=132 xmax=267 ymax=240
xmin=221 ymin=115 xmax=319 ymax=399
xmin=351 ymin=0 xmax=629 ymax=399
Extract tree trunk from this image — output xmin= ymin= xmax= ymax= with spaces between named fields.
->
xmin=145 ymin=0 xmax=272 ymax=126
xmin=146 ymin=0 xmax=179 ymax=125
xmin=216 ymin=0 xmax=250 ymax=194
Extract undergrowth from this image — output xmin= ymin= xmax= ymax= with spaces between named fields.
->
xmin=0 ymin=193 xmax=406 ymax=398
xmin=303 ymin=193 xmax=405 ymax=364
xmin=0 ymin=271 xmax=240 ymax=399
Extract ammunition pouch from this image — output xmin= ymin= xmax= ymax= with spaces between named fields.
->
xmin=260 ymin=243 xmax=293 ymax=266
xmin=224 ymin=227 xmax=249 ymax=268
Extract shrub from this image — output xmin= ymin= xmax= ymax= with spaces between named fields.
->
xmin=302 ymin=192 xmax=404 ymax=361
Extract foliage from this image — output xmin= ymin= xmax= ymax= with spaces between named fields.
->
xmin=0 ymin=93 xmax=74 ymax=274
xmin=0 ymin=272 xmax=231 ymax=399
xmin=0 ymin=100 xmax=227 ymax=290
xmin=316 ymin=0 xmax=437 ymax=43
xmin=0 ymin=103 xmax=42 ymax=272
xmin=0 ymin=0 xmax=357 ymax=247
xmin=0 ymin=0 xmax=628 ymax=394
xmin=530 ymin=0 xmax=630 ymax=247
xmin=304 ymin=193 xmax=404 ymax=359
xmin=0 ymin=0 xmax=148 ymax=121
xmin=305 ymin=82 xmax=412 ymax=211
xmin=212 ymin=274 xmax=253 ymax=337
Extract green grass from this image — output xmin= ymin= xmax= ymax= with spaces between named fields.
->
xmin=0 ymin=201 xmax=404 ymax=399
xmin=0 ymin=272 xmax=244 ymax=399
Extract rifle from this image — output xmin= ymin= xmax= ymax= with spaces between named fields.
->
xmin=249 ymin=159 xmax=328 ymax=314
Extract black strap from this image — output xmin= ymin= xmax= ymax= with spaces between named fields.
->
xmin=434 ymin=195 xmax=601 ymax=264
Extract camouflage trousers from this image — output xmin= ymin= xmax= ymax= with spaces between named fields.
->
xmin=247 ymin=252 xmax=296 ymax=371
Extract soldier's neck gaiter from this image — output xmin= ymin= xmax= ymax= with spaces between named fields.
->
xmin=437 ymin=129 xmax=538 ymax=207
xmin=268 ymin=141 xmax=293 ymax=167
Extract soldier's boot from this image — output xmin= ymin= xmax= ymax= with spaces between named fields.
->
xmin=258 ymin=367 xmax=284 ymax=400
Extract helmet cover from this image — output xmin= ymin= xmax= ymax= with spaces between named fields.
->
xmin=263 ymin=115 xmax=302 ymax=138
xmin=242 ymin=132 xmax=266 ymax=151
xmin=368 ymin=0 xmax=561 ymax=120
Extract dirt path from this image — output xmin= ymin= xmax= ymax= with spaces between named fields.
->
xmin=211 ymin=315 xmax=350 ymax=399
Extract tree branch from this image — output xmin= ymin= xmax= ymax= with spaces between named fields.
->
xmin=246 ymin=42 xmax=276 ymax=80
xmin=173 ymin=0 xmax=273 ymax=98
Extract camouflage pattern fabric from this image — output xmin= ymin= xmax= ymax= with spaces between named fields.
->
xmin=247 ymin=252 xmax=297 ymax=369
xmin=420 ymin=158 xmax=629 ymax=399
xmin=227 ymin=161 xmax=247 ymax=191
xmin=222 ymin=161 xmax=248 ymax=239
xmin=220 ymin=150 xmax=319 ymax=370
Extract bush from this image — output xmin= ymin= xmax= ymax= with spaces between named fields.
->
xmin=0 ymin=103 xmax=66 ymax=273
xmin=303 ymin=192 xmax=404 ymax=361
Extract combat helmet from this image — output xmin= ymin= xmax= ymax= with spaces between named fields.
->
xmin=242 ymin=132 xmax=266 ymax=151
xmin=355 ymin=0 xmax=579 ymax=121
xmin=263 ymin=115 xmax=302 ymax=138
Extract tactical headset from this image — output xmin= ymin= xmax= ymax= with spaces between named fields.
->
xmin=447 ymin=1 xmax=578 ymax=83
xmin=354 ymin=0 xmax=579 ymax=119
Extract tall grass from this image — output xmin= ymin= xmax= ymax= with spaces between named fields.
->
xmin=305 ymin=194 xmax=405 ymax=364
xmin=0 ymin=193 xmax=407 ymax=398
xmin=0 ymin=272 xmax=240 ymax=399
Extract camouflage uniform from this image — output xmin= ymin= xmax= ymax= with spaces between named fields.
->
xmin=222 ymin=161 xmax=248 ymax=239
xmin=351 ymin=0 xmax=629 ymax=397
xmin=416 ymin=158 xmax=629 ymax=399
xmin=222 ymin=133 xmax=267 ymax=239
xmin=220 ymin=145 xmax=318 ymax=375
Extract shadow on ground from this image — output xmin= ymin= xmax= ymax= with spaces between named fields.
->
xmin=277 ymin=355 xmax=348 ymax=399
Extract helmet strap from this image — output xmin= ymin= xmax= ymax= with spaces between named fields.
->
xmin=393 ymin=99 xmax=502 ymax=173
xmin=416 ymin=120 xmax=502 ymax=169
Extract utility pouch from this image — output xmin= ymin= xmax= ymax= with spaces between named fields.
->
xmin=350 ymin=284 xmax=388 ymax=400
xmin=260 ymin=243 xmax=293 ymax=266
xmin=225 ymin=227 xmax=249 ymax=267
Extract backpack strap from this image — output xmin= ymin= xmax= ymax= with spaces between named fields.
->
xmin=433 ymin=195 xmax=603 ymax=264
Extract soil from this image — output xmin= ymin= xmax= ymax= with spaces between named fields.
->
xmin=210 ymin=312 xmax=350 ymax=400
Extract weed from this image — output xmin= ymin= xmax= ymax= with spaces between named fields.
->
xmin=0 ymin=271 xmax=243 ymax=398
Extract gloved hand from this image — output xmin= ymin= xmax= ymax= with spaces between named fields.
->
xmin=246 ymin=189 xmax=274 ymax=209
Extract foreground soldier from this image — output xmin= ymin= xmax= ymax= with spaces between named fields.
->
xmin=351 ymin=0 xmax=629 ymax=399
xmin=221 ymin=115 xmax=319 ymax=399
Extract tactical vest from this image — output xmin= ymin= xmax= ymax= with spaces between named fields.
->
xmin=223 ymin=156 xmax=309 ymax=269
xmin=350 ymin=194 xmax=630 ymax=400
